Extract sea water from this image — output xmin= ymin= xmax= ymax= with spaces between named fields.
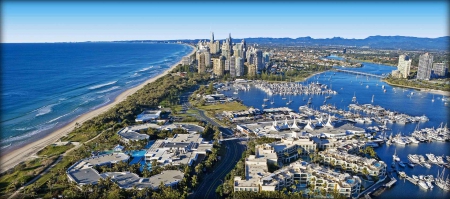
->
xmin=1 ymin=43 xmax=193 ymax=153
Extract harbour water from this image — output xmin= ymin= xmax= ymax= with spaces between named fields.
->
xmin=1 ymin=43 xmax=193 ymax=153
xmin=224 ymin=61 xmax=450 ymax=198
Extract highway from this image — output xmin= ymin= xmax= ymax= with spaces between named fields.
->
xmin=181 ymin=91 xmax=246 ymax=199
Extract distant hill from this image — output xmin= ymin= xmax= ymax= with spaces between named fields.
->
xmin=240 ymin=36 xmax=449 ymax=51
xmin=121 ymin=35 xmax=449 ymax=51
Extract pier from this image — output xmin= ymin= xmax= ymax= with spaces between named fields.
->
xmin=333 ymin=68 xmax=386 ymax=78
xmin=384 ymin=177 xmax=397 ymax=188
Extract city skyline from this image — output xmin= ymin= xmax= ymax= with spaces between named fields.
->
xmin=3 ymin=1 xmax=448 ymax=43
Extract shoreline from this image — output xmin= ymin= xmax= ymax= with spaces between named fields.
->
xmin=382 ymin=79 xmax=450 ymax=97
xmin=0 ymin=44 xmax=196 ymax=173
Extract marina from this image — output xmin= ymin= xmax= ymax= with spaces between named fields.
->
xmin=221 ymin=62 xmax=450 ymax=198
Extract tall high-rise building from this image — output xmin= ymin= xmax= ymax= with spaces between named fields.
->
xmin=248 ymin=64 xmax=257 ymax=77
xmin=229 ymin=56 xmax=236 ymax=78
xmin=256 ymin=49 xmax=263 ymax=71
xmin=221 ymin=42 xmax=230 ymax=59
xmin=247 ymin=50 xmax=255 ymax=65
xmin=397 ymin=55 xmax=411 ymax=78
xmin=235 ymin=57 xmax=244 ymax=77
xmin=213 ymin=58 xmax=223 ymax=77
xmin=225 ymin=59 xmax=230 ymax=72
xmin=417 ymin=53 xmax=434 ymax=80
xmin=204 ymin=50 xmax=211 ymax=68
xmin=198 ymin=53 xmax=206 ymax=74
xmin=210 ymin=32 xmax=214 ymax=43
xmin=343 ymin=48 xmax=347 ymax=54
xmin=432 ymin=63 xmax=448 ymax=77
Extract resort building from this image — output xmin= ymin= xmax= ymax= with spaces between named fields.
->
xmin=234 ymin=140 xmax=363 ymax=198
xmin=417 ymin=53 xmax=434 ymax=80
xmin=318 ymin=149 xmax=387 ymax=178
xmin=135 ymin=110 xmax=161 ymax=123
xmin=144 ymin=134 xmax=213 ymax=166
xmin=118 ymin=122 xmax=204 ymax=143
xmin=66 ymin=153 xmax=183 ymax=190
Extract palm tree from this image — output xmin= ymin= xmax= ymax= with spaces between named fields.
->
xmin=297 ymin=148 xmax=303 ymax=160
xmin=191 ymin=175 xmax=198 ymax=188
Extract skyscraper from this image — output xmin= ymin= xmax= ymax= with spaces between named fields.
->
xmin=397 ymin=55 xmax=411 ymax=78
xmin=417 ymin=53 xmax=434 ymax=80
xmin=248 ymin=64 xmax=257 ymax=77
xmin=229 ymin=56 xmax=236 ymax=78
xmin=204 ymin=50 xmax=211 ymax=68
xmin=256 ymin=49 xmax=263 ymax=71
xmin=235 ymin=57 xmax=244 ymax=77
xmin=432 ymin=63 xmax=448 ymax=77
xmin=225 ymin=59 xmax=230 ymax=72
xmin=210 ymin=32 xmax=214 ymax=43
xmin=198 ymin=53 xmax=206 ymax=74
xmin=213 ymin=58 xmax=223 ymax=77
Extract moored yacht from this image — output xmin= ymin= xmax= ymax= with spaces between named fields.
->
xmin=418 ymin=180 xmax=429 ymax=189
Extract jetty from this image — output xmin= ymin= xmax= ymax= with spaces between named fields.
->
xmin=384 ymin=177 xmax=397 ymax=188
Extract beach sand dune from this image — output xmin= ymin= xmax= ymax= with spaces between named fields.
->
xmin=0 ymin=47 xmax=196 ymax=173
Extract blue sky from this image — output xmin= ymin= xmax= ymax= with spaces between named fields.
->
xmin=2 ymin=1 xmax=448 ymax=43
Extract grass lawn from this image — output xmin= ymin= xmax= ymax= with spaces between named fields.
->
xmin=198 ymin=102 xmax=247 ymax=112
xmin=0 ymin=156 xmax=57 ymax=196
xmin=37 ymin=144 xmax=74 ymax=157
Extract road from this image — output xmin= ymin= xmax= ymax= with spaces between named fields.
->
xmin=182 ymin=95 xmax=245 ymax=199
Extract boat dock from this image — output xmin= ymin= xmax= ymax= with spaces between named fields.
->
xmin=384 ymin=177 xmax=397 ymax=188
xmin=405 ymin=176 xmax=418 ymax=185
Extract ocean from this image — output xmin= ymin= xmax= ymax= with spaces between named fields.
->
xmin=1 ymin=42 xmax=193 ymax=153
xmin=223 ymin=59 xmax=450 ymax=198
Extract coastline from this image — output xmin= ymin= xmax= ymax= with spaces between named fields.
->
xmin=0 ymin=44 xmax=196 ymax=173
xmin=382 ymin=79 xmax=450 ymax=96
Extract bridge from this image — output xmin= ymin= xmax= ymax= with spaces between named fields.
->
xmin=333 ymin=68 xmax=388 ymax=78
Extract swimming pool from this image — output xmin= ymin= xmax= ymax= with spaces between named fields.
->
xmin=374 ymin=162 xmax=381 ymax=167
xmin=131 ymin=150 xmax=147 ymax=157
xmin=346 ymin=179 xmax=355 ymax=184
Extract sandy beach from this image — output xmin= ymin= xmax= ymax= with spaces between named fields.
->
xmin=0 ymin=45 xmax=196 ymax=173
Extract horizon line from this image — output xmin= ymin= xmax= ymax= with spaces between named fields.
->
xmin=2 ymin=34 xmax=449 ymax=44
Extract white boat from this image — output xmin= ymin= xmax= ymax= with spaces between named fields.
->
xmin=408 ymin=154 xmax=420 ymax=164
xmin=371 ymin=95 xmax=374 ymax=104
xmin=393 ymin=149 xmax=400 ymax=161
xmin=423 ymin=162 xmax=432 ymax=169
xmin=426 ymin=181 xmax=434 ymax=189
xmin=426 ymin=154 xmax=438 ymax=164
xmin=355 ymin=118 xmax=365 ymax=123
xmin=408 ymin=137 xmax=419 ymax=144
xmin=352 ymin=92 xmax=357 ymax=103
xmin=418 ymin=180 xmax=429 ymax=189
xmin=435 ymin=169 xmax=450 ymax=191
